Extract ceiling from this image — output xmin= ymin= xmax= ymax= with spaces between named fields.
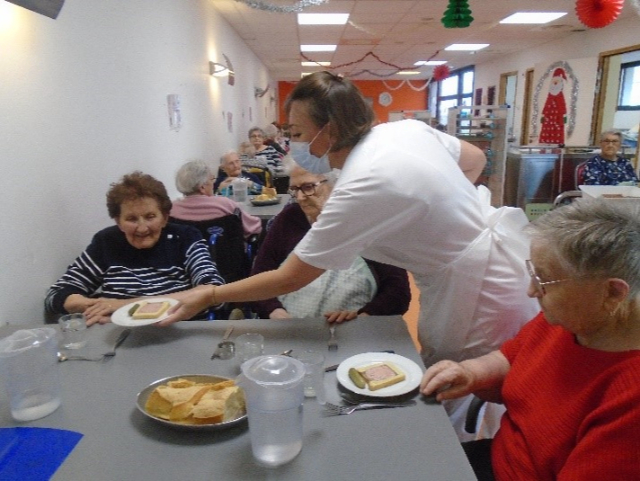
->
xmin=211 ymin=0 xmax=635 ymax=81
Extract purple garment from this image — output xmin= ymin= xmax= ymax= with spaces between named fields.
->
xmin=250 ymin=203 xmax=411 ymax=319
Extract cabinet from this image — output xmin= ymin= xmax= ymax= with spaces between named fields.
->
xmin=447 ymin=105 xmax=509 ymax=206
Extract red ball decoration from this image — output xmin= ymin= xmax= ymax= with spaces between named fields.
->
xmin=433 ymin=64 xmax=451 ymax=82
xmin=575 ymin=0 xmax=624 ymax=28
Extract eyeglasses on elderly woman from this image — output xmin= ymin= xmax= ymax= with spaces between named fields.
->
xmin=288 ymin=179 xmax=328 ymax=197
xmin=525 ymin=259 xmax=582 ymax=296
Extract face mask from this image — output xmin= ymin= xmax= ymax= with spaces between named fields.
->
xmin=289 ymin=125 xmax=331 ymax=174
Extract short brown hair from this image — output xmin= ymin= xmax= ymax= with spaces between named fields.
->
xmin=106 ymin=171 xmax=172 ymax=219
xmin=284 ymin=71 xmax=375 ymax=151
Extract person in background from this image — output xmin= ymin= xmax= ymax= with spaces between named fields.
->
xmin=159 ymin=72 xmax=538 ymax=440
xmin=171 ymin=160 xmax=262 ymax=239
xmin=421 ymin=198 xmax=640 ymax=481
xmin=214 ymin=150 xmax=264 ymax=197
xmin=263 ymin=123 xmax=288 ymax=156
xmin=248 ymin=126 xmax=283 ymax=174
xmin=583 ymin=130 xmax=638 ymax=185
xmin=45 ymin=171 xmax=224 ymax=325
xmin=250 ymin=164 xmax=410 ymax=322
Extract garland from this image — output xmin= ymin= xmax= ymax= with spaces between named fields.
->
xmin=235 ymin=0 xmax=328 ymax=13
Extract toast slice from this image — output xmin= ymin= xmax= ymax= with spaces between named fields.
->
xmin=131 ymin=300 xmax=170 ymax=320
xmin=356 ymin=362 xmax=406 ymax=391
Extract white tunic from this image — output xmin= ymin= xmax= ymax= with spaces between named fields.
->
xmin=294 ymin=119 xmax=539 ymax=439
xmin=296 ymin=119 xmax=538 ymax=362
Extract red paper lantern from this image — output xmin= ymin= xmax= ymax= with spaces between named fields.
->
xmin=575 ymin=0 xmax=624 ymax=28
xmin=433 ymin=64 xmax=451 ymax=82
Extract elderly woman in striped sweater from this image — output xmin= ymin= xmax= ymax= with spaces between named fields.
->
xmin=45 ymin=171 xmax=224 ymax=326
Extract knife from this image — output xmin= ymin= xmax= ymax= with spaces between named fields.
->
xmin=211 ymin=326 xmax=234 ymax=359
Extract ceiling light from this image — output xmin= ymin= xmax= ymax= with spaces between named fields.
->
xmin=397 ymin=71 xmax=420 ymax=75
xmin=298 ymin=13 xmax=349 ymax=25
xmin=301 ymin=45 xmax=337 ymax=52
xmin=414 ymin=60 xmax=448 ymax=66
xmin=445 ymin=44 xmax=489 ymax=51
xmin=301 ymin=61 xmax=331 ymax=67
xmin=500 ymin=12 xmax=567 ymax=24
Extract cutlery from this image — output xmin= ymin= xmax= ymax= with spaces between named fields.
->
xmin=327 ymin=326 xmax=338 ymax=351
xmin=211 ymin=326 xmax=235 ymax=359
xmin=324 ymin=351 xmax=396 ymax=372
xmin=58 ymin=329 xmax=131 ymax=362
xmin=323 ymin=400 xmax=416 ymax=415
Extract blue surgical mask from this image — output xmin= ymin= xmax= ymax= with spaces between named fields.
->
xmin=289 ymin=125 xmax=331 ymax=174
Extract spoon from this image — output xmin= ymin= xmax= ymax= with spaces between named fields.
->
xmin=212 ymin=327 xmax=235 ymax=360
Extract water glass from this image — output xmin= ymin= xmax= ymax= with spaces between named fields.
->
xmin=236 ymin=333 xmax=264 ymax=363
xmin=294 ymin=349 xmax=325 ymax=403
xmin=58 ymin=314 xmax=87 ymax=349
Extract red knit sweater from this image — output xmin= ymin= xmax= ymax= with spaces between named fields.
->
xmin=493 ymin=312 xmax=640 ymax=480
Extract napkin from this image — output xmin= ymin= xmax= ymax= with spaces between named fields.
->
xmin=0 ymin=427 xmax=83 ymax=480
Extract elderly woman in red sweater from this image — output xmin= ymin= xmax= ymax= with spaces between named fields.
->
xmin=421 ymin=198 xmax=640 ymax=481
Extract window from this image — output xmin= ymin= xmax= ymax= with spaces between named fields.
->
xmin=433 ymin=66 xmax=475 ymax=125
xmin=618 ymin=61 xmax=640 ymax=110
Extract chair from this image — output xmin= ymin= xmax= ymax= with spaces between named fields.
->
xmin=552 ymin=161 xmax=586 ymax=208
xmin=574 ymin=160 xmax=587 ymax=188
xmin=169 ymin=213 xmax=260 ymax=319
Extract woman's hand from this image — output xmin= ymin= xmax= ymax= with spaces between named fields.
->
xmin=83 ymin=298 xmax=133 ymax=326
xmin=269 ymin=308 xmax=291 ymax=319
xmin=157 ymin=285 xmax=215 ymax=326
xmin=420 ymin=360 xmax=476 ymax=402
xmin=324 ymin=310 xmax=359 ymax=323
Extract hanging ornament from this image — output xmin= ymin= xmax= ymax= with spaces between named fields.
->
xmin=441 ymin=0 xmax=474 ymax=28
xmin=575 ymin=0 xmax=623 ymax=29
xmin=432 ymin=64 xmax=451 ymax=82
xmin=236 ymin=0 xmax=328 ymax=14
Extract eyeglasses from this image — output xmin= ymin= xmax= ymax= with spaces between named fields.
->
xmin=288 ymin=179 xmax=328 ymax=197
xmin=601 ymin=139 xmax=620 ymax=144
xmin=525 ymin=260 xmax=574 ymax=296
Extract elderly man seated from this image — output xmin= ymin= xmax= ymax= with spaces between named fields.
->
xmin=214 ymin=150 xmax=264 ymax=197
xmin=250 ymin=165 xmax=411 ymax=322
xmin=171 ymin=159 xmax=261 ymax=239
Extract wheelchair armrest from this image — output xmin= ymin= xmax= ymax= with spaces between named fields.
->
xmin=464 ymin=396 xmax=487 ymax=434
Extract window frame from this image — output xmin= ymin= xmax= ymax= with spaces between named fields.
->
xmin=434 ymin=66 xmax=475 ymax=125
xmin=617 ymin=60 xmax=640 ymax=111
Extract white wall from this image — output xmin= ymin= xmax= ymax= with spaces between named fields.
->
xmin=0 ymin=0 xmax=276 ymax=322
xmin=474 ymin=16 xmax=640 ymax=146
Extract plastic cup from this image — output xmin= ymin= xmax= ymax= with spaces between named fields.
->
xmin=58 ymin=314 xmax=87 ymax=349
xmin=294 ymin=350 xmax=325 ymax=403
xmin=236 ymin=333 xmax=264 ymax=363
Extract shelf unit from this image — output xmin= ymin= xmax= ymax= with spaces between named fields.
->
xmin=447 ymin=105 xmax=509 ymax=206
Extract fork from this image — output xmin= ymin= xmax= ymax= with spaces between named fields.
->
xmin=323 ymin=400 xmax=416 ymax=415
xmin=327 ymin=326 xmax=338 ymax=351
xmin=57 ymin=329 xmax=131 ymax=362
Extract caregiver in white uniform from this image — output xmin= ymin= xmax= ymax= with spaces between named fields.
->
xmin=162 ymin=71 xmax=539 ymax=439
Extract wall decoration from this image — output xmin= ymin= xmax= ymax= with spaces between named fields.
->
xmin=441 ymin=0 xmax=474 ymax=28
xmin=474 ymin=88 xmax=482 ymax=116
xmin=167 ymin=94 xmax=182 ymax=132
xmin=301 ymin=50 xmax=431 ymax=78
xmin=223 ymin=54 xmax=235 ymax=86
xmin=237 ymin=0 xmax=328 ymax=14
xmin=382 ymin=80 xmax=429 ymax=92
xmin=378 ymin=92 xmax=392 ymax=107
xmin=575 ymin=0 xmax=623 ymax=29
xmin=255 ymin=85 xmax=270 ymax=98
xmin=487 ymin=86 xmax=496 ymax=106
xmin=531 ymin=61 xmax=579 ymax=145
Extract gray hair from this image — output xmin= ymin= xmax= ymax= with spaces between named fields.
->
xmin=248 ymin=127 xmax=264 ymax=138
xmin=600 ymin=130 xmax=622 ymax=141
xmin=175 ymin=160 xmax=213 ymax=195
xmin=263 ymin=123 xmax=278 ymax=139
xmin=220 ymin=150 xmax=238 ymax=166
xmin=526 ymin=199 xmax=640 ymax=297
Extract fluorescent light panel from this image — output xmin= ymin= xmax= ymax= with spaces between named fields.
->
xmin=301 ymin=61 xmax=331 ymax=67
xmin=397 ymin=71 xmax=420 ymax=75
xmin=414 ymin=60 xmax=448 ymax=66
xmin=301 ymin=44 xmax=337 ymax=52
xmin=500 ymin=12 xmax=567 ymax=24
xmin=445 ymin=44 xmax=489 ymax=51
xmin=298 ymin=13 xmax=349 ymax=25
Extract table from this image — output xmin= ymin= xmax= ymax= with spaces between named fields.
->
xmin=239 ymin=194 xmax=288 ymax=220
xmin=0 ymin=317 xmax=476 ymax=480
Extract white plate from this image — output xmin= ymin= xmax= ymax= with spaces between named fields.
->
xmin=111 ymin=298 xmax=179 ymax=327
xmin=336 ymin=352 xmax=423 ymax=397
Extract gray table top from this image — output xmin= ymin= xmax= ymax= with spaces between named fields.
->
xmin=0 ymin=317 xmax=475 ymax=480
xmin=238 ymin=194 xmax=288 ymax=219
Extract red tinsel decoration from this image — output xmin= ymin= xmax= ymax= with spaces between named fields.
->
xmin=433 ymin=64 xmax=451 ymax=81
xmin=575 ymin=0 xmax=624 ymax=28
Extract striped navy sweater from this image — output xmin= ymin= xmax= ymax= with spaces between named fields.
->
xmin=45 ymin=223 xmax=224 ymax=314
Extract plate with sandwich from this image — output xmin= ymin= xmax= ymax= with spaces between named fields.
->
xmin=111 ymin=298 xmax=179 ymax=327
xmin=336 ymin=352 xmax=423 ymax=397
xmin=136 ymin=374 xmax=247 ymax=431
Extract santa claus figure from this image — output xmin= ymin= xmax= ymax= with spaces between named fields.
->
xmin=539 ymin=68 xmax=568 ymax=145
